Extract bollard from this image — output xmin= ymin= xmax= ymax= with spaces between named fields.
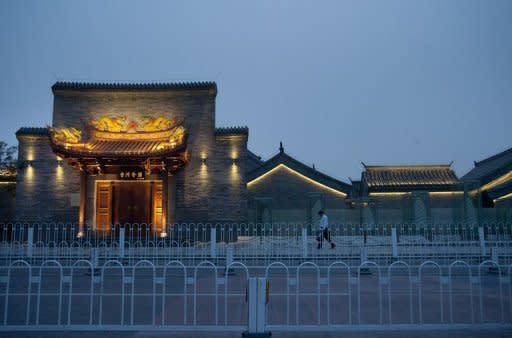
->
xmin=27 ymin=227 xmax=34 ymax=258
xmin=301 ymin=227 xmax=308 ymax=258
xmin=119 ymin=228 xmax=125 ymax=259
xmin=242 ymin=277 xmax=271 ymax=338
xmin=211 ymin=227 xmax=217 ymax=258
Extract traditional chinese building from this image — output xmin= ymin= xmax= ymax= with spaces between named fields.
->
xmin=3 ymin=81 xmax=511 ymax=231
xmin=14 ymin=82 xmax=248 ymax=236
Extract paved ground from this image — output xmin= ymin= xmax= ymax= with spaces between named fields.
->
xmin=1 ymin=328 xmax=512 ymax=338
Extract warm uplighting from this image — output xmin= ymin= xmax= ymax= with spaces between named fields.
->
xmin=472 ymin=170 xmax=512 ymax=194
xmin=368 ymin=192 xmax=411 ymax=197
xmin=230 ymin=160 xmax=239 ymax=180
xmin=494 ymin=192 xmax=512 ymax=203
xmin=247 ymin=163 xmax=347 ymax=197
xmin=428 ymin=191 xmax=464 ymax=196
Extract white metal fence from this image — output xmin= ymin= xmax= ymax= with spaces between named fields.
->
xmin=0 ymin=259 xmax=511 ymax=331
xmin=0 ymin=223 xmax=511 ymax=267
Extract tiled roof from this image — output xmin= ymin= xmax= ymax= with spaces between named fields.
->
xmin=51 ymin=139 xmax=187 ymax=158
xmin=247 ymin=150 xmax=264 ymax=173
xmin=363 ymin=164 xmax=462 ymax=192
xmin=52 ymin=81 xmax=217 ymax=92
xmin=215 ymin=126 xmax=249 ymax=135
xmin=248 ymin=149 xmax=351 ymax=194
xmin=0 ymin=166 xmax=16 ymax=182
xmin=16 ymin=127 xmax=49 ymax=136
xmin=462 ymin=147 xmax=512 ymax=184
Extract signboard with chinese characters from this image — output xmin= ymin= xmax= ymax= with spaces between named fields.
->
xmin=119 ymin=168 xmax=145 ymax=180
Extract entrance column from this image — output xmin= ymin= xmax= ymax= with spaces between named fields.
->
xmin=161 ymin=168 xmax=169 ymax=234
xmin=79 ymin=169 xmax=87 ymax=236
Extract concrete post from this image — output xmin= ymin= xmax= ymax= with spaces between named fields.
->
xmin=391 ymin=227 xmax=398 ymax=258
xmin=302 ymin=227 xmax=308 ymax=258
xmin=478 ymin=226 xmax=486 ymax=257
xmin=244 ymin=277 xmax=270 ymax=337
xmin=210 ymin=227 xmax=217 ymax=258
xmin=27 ymin=227 xmax=34 ymax=258
xmin=119 ymin=228 xmax=125 ymax=258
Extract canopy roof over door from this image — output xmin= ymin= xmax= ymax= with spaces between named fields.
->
xmin=48 ymin=115 xmax=188 ymax=175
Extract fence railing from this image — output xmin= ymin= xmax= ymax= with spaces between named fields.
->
xmin=0 ymin=259 xmax=511 ymax=331
xmin=1 ymin=223 xmax=511 ymax=267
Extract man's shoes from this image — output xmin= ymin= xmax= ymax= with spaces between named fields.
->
xmin=331 ymin=243 xmax=336 ymax=249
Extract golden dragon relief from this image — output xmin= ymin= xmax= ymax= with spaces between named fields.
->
xmin=90 ymin=115 xmax=177 ymax=133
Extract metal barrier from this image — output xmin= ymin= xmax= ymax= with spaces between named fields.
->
xmin=0 ymin=259 xmax=511 ymax=331
xmin=0 ymin=223 xmax=511 ymax=268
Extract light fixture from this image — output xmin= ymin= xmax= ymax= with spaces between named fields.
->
xmin=19 ymin=160 xmax=33 ymax=169
xmin=232 ymin=158 xmax=238 ymax=165
xmin=56 ymin=159 xmax=63 ymax=167
xmin=201 ymin=158 xmax=207 ymax=165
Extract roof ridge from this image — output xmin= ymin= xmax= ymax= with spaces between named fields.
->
xmin=474 ymin=146 xmax=512 ymax=166
xmin=16 ymin=127 xmax=49 ymax=135
xmin=52 ymin=81 xmax=217 ymax=91
xmin=248 ymin=150 xmax=351 ymax=190
xmin=364 ymin=164 xmax=453 ymax=169
xmin=215 ymin=126 xmax=249 ymax=135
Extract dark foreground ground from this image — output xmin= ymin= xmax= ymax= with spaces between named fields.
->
xmin=1 ymin=327 xmax=512 ymax=338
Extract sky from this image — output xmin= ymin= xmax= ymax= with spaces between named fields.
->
xmin=0 ymin=0 xmax=511 ymax=182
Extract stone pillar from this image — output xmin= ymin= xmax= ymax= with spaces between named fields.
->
xmin=162 ymin=169 xmax=169 ymax=233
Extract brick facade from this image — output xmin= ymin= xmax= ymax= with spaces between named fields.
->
xmin=14 ymin=83 xmax=248 ymax=225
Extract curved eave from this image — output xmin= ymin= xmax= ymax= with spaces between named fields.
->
xmin=49 ymin=135 xmax=188 ymax=160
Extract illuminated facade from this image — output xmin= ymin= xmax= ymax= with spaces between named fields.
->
xmin=13 ymin=82 xmax=248 ymax=234
xmin=3 ymin=81 xmax=511 ymax=228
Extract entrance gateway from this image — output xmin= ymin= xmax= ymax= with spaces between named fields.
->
xmin=49 ymin=115 xmax=187 ymax=235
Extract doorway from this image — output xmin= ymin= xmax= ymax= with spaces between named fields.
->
xmin=95 ymin=181 xmax=163 ymax=234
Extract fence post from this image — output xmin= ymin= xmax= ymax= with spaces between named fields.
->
xmin=302 ymin=227 xmax=308 ymax=258
xmin=210 ymin=227 xmax=217 ymax=259
xmin=478 ymin=226 xmax=486 ymax=257
xmin=225 ymin=244 xmax=234 ymax=275
xmin=119 ymin=228 xmax=125 ymax=259
xmin=360 ymin=246 xmax=371 ymax=274
xmin=243 ymin=277 xmax=270 ymax=338
xmin=27 ymin=227 xmax=34 ymax=258
xmin=391 ymin=227 xmax=398 ymax=259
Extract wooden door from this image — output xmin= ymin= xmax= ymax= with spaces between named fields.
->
xmin=96 ymin=182 xmax=113 ymax=232
xmin=113 ymin=182 xmax=151 ymax=226
xmin=152 ymin=182 xmax=163 ymax=232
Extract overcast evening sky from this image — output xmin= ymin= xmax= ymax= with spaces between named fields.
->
xmin=0 ymin=1 xmax=511 ymax=182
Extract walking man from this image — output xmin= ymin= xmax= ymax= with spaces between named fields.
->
xmin=317 ymin=210 xmax=335 ymax=249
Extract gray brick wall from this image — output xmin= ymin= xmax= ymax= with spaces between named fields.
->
xmin=13 ymin=86 xmax=255 ymax=226
xmin=247 ymin=167 xmax=347 ymax=223
xmin=15 ymin=134 xmax=80 ymax=223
